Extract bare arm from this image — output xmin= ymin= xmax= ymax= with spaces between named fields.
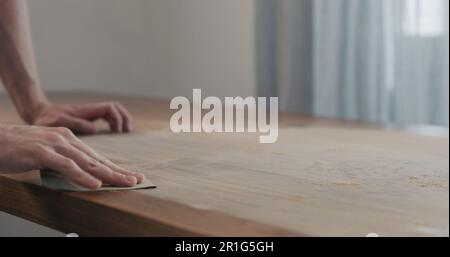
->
xmin=0 ymin=0 xmax=132 ymax=133
xmin=0 ymin=0 xmax=46 ymax=123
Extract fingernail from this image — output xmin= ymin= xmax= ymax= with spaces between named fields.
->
xmin=125 ymin=176 xmax=137 ymax=186
xmin=90 ymin=179 xmax=102 ymax=189
xmin=134 ymin=173 xmax=145 ymax=184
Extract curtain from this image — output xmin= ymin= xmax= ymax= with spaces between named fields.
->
xmin=256 ymin=0 xmax=449 ymax=127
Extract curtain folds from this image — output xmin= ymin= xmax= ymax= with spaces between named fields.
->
xmin=256 ymin=0 xmax=449 ymax=127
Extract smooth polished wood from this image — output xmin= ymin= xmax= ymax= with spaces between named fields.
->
xmin=0 ymin=92 xmax=448 ymax=236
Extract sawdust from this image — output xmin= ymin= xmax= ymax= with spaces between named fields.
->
xmin=408 ymin=176 xmax=448 ymax=190
xmin=331 ymin=181 xmax=362 ymax=188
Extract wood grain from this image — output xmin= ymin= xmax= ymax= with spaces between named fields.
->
xmin=0 ymin=92 xmax=448 ymax=236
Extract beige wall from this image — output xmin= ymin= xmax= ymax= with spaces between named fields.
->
xmin=22 ymin=0 xmax=256 ymax=99
xmin=1 ymin=0 xmax=256 ymax=98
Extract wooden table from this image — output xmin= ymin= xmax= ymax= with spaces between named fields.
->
xmin=0 ymin=92 xmax=448 ymax=236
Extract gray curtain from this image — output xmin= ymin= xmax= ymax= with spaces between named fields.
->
xmin=256 ymin=0 xmax=449 ymax=127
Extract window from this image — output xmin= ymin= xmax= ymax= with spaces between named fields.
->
xmin=403 ymin=0 xmax=447 ymax=37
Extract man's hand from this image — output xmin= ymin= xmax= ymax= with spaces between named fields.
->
xmin=1 ymin=1 xmax=132 ymax=135
xmin=0 ymin=125 xmax=144 ymax=189
xmin=31 ymin=102 xmax=133 ymax=134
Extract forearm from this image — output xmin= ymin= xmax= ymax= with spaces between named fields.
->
xmin=0 ymin=0 xmax=47 ymax=123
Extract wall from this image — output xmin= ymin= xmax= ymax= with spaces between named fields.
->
xmin=1 ymin=0 xmax=256 ymax=99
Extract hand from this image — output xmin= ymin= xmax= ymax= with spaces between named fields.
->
xmin=0 ymin=125 xmax=145 ymax=189
xmin=31 ymin=102 xmax=133 ymax=134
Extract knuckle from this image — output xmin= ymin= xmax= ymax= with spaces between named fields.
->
xmin=28 ymin=143 xmax=47 ymax=168
xmin=55 ymin=127 xmax=73 ymax=137
xmin=62 ymin=159 xmax=77 ymax=170
xmin=111 ymin=172 xmax=126 ymax=181
xmin=52 ymin=141 xmax=69 ymax=153
xmin=87 ymin=158 xmax=101 ymax=170
xmin=54 ymin=114 xmax=65 ymax=122
xmin=109 ymin=103 xmax=118 ymax=111
xmin=86 ymin=158 xmax=111 ymax=174
xmin=70 ymin=170 xmax=86 ymax=182
xmin=45 ymin=132 xmax=65 ymax=142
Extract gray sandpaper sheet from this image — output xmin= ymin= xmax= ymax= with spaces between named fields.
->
xmin=40 ymin=170 xmax=156 ymax=192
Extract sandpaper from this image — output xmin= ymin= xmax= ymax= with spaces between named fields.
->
xmin=40 ymin=170 xmax=156 ymax=192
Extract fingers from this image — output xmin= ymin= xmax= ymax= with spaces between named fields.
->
xmin=36 ymin=127 xmax=143 ymax=188
xmin=115 ymin=103 xmax=133 ymax=132
xmin=56 ymin=114 xmax=97 ymax=135
xmin=61 ymin=127 xmax=145 ymax=184
xmin=71 ymin=102 xmax=133 ymax=133
xmin=54 ymin=143 xmax=137 ymax=187
xmin=37 ymin=146 xmax=102 ymax=189
xmin=68 ymin=137 xmax=145 ymax=184
xmin=105 ymin=103 xmax=123 ymax=133
xmin=104 ymin=160 xmax=145 ymax=184
xmin=34 ymin=113 xmax=97 ymax=135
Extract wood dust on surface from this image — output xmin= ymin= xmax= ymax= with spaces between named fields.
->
xmin=80 ymin=126 xmax=449 ymax=236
